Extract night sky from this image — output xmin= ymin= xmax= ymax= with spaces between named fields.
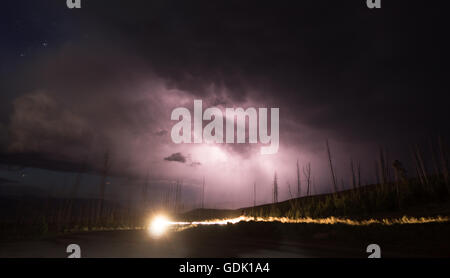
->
xmin=0 ymin=0 xmax=449 ymax=208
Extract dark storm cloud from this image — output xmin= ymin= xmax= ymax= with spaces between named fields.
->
xmin=72 ymin=0 xmax=450 ymax=146
xmin=164 ymin=152 xmax=187 ymax=163
xmin=2 ymin=37 xmax=182 ymax=176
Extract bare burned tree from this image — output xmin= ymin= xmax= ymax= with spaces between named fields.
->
xmin=392 ymin=159 xmax=407 ymax=197
xmin=287 ymin=181 xmax=293 ymax=199
xmin=350 ymin=159 xmax=356 ymax=190
xmin=415 ymin=144 xmax=429 ymax=186
xmin=273 ymin=171 xmax=278 ymax=203
xmin=411 ymin=145 xmax=429 ymax=187
xmin=326 ymin=140 xmax=338 ymax=193
xmin=142 ymin=169 xmax=150 ymax=211
xmin=375 ymin=160 xmax=380 ymax=185
xmin=201 ymin=176 xmax=205 ymax=209
xmin=253 ymin=182 xmax=256 ymax=207
xmin=357 ymin=162 xmax=362 ymax=187
xmin=392 ymin=160 xmax=407 ymax=184
xmin=438 ymin=136 xmax=449 ymax=186
xmin=174 ymin=179 xmax=182 ymax=213
xmin=430 ymin=138 xmax=441 ymax=179
xmin=97 ymin=152 xmax=110 ymax=223
xmin=378 ymin=147 xmax=387 ymax=186
xmin=303 ymin=163 xmax=311 ymax=196
xmin=296 ymin=159 xmax=301 ymax=197
xmin=66 ymin=159 xmax=87 ymax=227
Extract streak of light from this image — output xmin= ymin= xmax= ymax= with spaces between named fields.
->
xmin=157 ymin=215 xmax=450 ymax=234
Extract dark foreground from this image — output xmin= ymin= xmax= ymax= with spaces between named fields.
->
xmin=1 ymin=221 xmax=450 ymax=258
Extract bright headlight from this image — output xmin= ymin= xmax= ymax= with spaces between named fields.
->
xmin=149 ymin=215 xmax=171 ymax=237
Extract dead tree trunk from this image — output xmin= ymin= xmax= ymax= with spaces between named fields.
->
xmin=296 ymin=159 xmax=301 ymax=197
xmin=273 ymin=172 xmax=278 ymax=203
xmin=438 ymin=136 xmax=449 ymax=186
xmin=303 ymin=163 xmax=311 ymax=196
xmin=326 ymin=140 xmax=338 ymax=193
xmin=253 ymin=182 xmax=256 ymax=207
xmin=201 ymin=176 xmax=205 ymax=209
xmin=350 ymin=159 xmax=356 ymax=190
xmin=97 ymin=152 xmax=110 ymax=225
